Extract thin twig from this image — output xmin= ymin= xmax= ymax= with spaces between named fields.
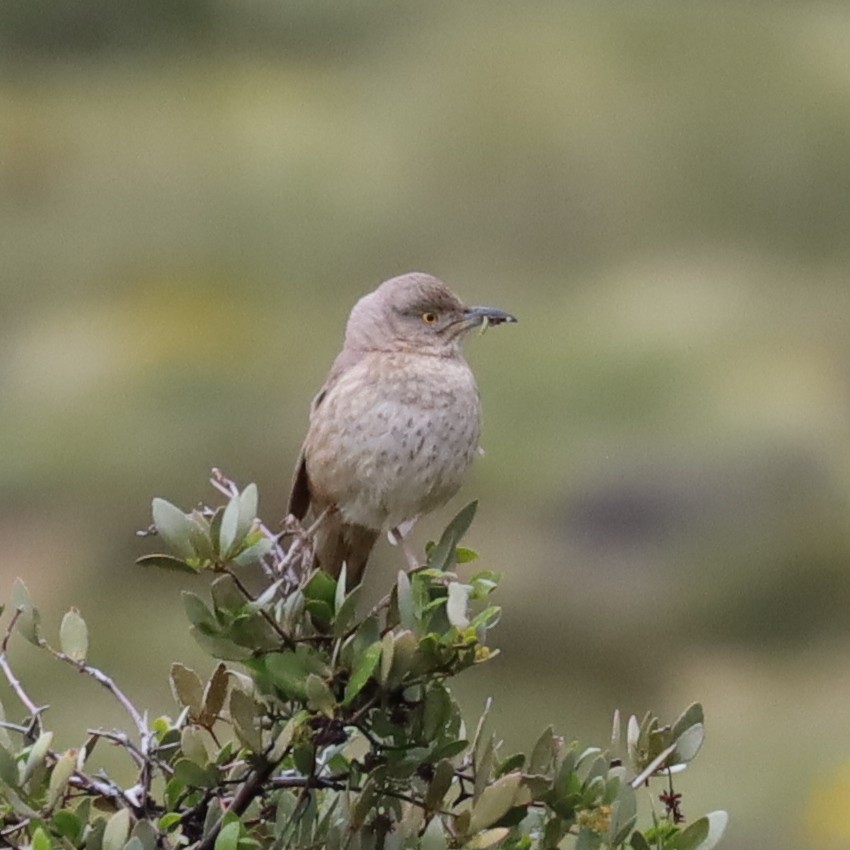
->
xmin=0 ymin=610 xmax=46 ymax=737
xmin=0 ymin=720 xmax=32 ymax=736
xmin=47 ymin=649 xmax=146 ymax=739
xmin=0 ymin=817 xmax=30 ymax=843
xmin=222 ymin=568 xmax=295 ymax=650
xmin=45 ymin=646 xmax=157 ymax=809
xmin=85 ymin=729 xmax=147 ymax=769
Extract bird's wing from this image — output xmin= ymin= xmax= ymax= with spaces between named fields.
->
xmin=287 ymin=349 xmax=365 ymax=521
xmin=287 ymin=382 xmax=330 ymax=519
xmin=288 ymin=451 xmax=312 ymax=519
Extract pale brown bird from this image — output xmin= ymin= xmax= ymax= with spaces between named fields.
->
xmin=288 ymin=272 xmax=516 ymax=585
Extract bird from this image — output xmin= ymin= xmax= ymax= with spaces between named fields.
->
xmin=288 ymin=272 xmax=516 ymax=585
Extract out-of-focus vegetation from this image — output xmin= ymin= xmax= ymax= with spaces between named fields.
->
xmin=2 ymin=3 xmax=850 ymax=848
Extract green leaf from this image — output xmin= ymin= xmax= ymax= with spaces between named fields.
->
xmin=215 ymin=820 xmax=241 ymax=850
xmin=292 ymin=741 xmax=315 ymax=777
xmin=463 ymin=829 xmax=510 ymax=850
xmin=472 ymin=698 xmax=494 ymax=784
xmin=269 ymin=714 xmax=300 ymax=762
xmin=305 ymin=599 xmax=334 ymax=632
xmin=468 ymin=771 xmax=524 ymax=833
xmin=135 ymin=554 xmax=198 ymax=573
xmin=306 ymin=674 xmax=336 ymax=716
xmin=425 ymin=759 xmax=455 ymax=811
xmin=670 ymin=703 xmax=704 ymax=741
xmin=158 ymin=813 xmax=182 ymax=832
xmin=427 ymin=501 xmax=478 ymax=570
xmin=202 ymin=663 xmax=230 ymax=725
xmin=335 ymin=564 xmax=347 ymax=612
xmin=421 ymin=818 xmax=448 ymax=850
xmin=52 ymin=809 xmax=82 ymax=841
xmin=474 ymin=733 xmax=495 ymax=803
xmin=59 ymin=608 xmax=88 ymax=663
xmin=387 ymin=629 xmax=418 ymax=685
xmin=343 ymin=641 xmax=382 ymax=704
xmin=471 ymin=606 xmax=501 ymax=632
xmin=247 ymin=579 xmax=284 ymax=612
xmin=209 ymin=507 xmax=225 ymax=554
xmin=233 ymin=536 xmax=273 ymax=567
xmin=608 ymin=781 xmax=638 ymax=845
xmin=229 ymin=688 xmax=262 ymax=752
xmin=217 ymin=485 xmax=260 ymax=559
xmin=12 ymin=578 xmax=41 ymax=646
xmin=0 ymin=746 xmax=18 ymax=787
xmin=575 ymin=827 xmax=603 ymax=850
xmin=333 ymin=585 xmax=362 ymax=637
xmin=0 ymin=780 xmax=37 ymax=817
xmin=169 ymin=663 xmax=204 ymax=716
xmin=396 ymin=570 xmax=416 ymax=630
xmin=152 ymin=498 xmax=196 ymax=559
xmin=219 ymin=493 xmax=242 ymax=556
xmin=379 ymin=630 xmax=395 ymax=684
xmin=672 ymin=812 xmax=728 ymax=850
xmin=630 ymin=743 xmax=676 ymax=787
xmin=672 ymin=723 xmax=704 ymax=765
xmin=238 ymin=483 xmax=259 ymax=534
xmin=173 ymin=758 xmax=217 ymax=788
xmin=496 ymin=753 xmax=526 ymax=777
xmin=182 ymin=592 xmax=218 ymax=632
xmin=47 ymin=748 xmax=78 ymax=808
xmin=265 ymin=651 xmax=311 ymax=701
xmin=10 ymin=577 xmax=31 ymax=612
xmin=423 ymin=683 xmax=451 ymax=739
xmin=132 ymin=818 xmax=159 ymax=850
xmin=0 ymin=701 xmax=13 ymax=751
xmin=102 ymin=808 xmax=131 ymax=850
xmin=190 ymin=626 xmax=253 ymax=661
xmin=670 ymin=817 xmax=709 ymax=850
xmin=180 ymin=727 xmax=208 ymax=765
xmin=32 ymin=826 xmax=52 ymax=850
xmin=430 ymin=739 xmax=469 ymax=762
xmin=529 ymin=726 xmax=556 ymax=775
xmin=455 ymin=546 xmax=479 ymax=564
xmin=229 ymin=611 xmax=281 ymax=651
xmin=187 ymin=510 xmax=215 ymax=563
xmin=702 ymin=812 xmax=729 ymax=850
xmin=22 ymin=730 xmax=53 ymax=783
xmin=350 ymin=776 xmax=378 ymax=830
xmin=304 ymin=570 xmax=337 ymax=607
xmin=210 ymin=574 xmax=247 ymax=616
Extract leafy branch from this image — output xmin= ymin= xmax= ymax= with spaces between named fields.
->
xmin=0 ymin=475 xmax=727 ymax=850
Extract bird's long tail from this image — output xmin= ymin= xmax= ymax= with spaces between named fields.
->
xmin=311 ymin=511 xmax=378 ymax=587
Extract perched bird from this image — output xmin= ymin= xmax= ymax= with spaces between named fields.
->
xmin=288 ymin=272 xmax=516 ymax=585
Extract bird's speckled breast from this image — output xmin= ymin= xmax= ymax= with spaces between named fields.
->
xmin=304 ymin=350 xmax=482 ymax=529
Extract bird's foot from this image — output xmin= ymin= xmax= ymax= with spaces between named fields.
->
xmin=388 ymin=525 xmax=421 ymax=572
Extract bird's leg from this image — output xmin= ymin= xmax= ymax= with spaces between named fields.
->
xmin=388 ymin=522 xmax=420 ymax=572
xmin=305 ymin=505 xmax=333 ymax=537
xmin=277 ymin=505 xmax=335 ymax=579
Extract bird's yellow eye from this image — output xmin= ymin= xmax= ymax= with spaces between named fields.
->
xmin=421 ymin=312 xmax=438 ymax=325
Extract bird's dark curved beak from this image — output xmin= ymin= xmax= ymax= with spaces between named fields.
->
xmin=462 ymin=305 xmax=518 ymax=327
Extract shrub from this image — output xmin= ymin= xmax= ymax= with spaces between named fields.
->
xmin=0 ymin=474 xmax=727 ymax=850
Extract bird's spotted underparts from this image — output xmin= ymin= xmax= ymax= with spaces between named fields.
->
xmin=288 ymin=272 xmax=516 ymax=584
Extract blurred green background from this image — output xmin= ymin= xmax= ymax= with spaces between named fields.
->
xmin=3 ymin=2 xmax=850 ymax=847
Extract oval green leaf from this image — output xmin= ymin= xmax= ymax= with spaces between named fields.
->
xmin=59 ymin=609 xmax=88 ymax=663
xmin=343 ymin=641 xmax=382 ymax=705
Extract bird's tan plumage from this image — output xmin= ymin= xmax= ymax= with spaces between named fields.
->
xmin=289 ymin=272 xmax=515 ymax=584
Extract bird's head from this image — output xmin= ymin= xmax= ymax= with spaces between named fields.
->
xmin=344 ymin=272 xmax=516 ymax=357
